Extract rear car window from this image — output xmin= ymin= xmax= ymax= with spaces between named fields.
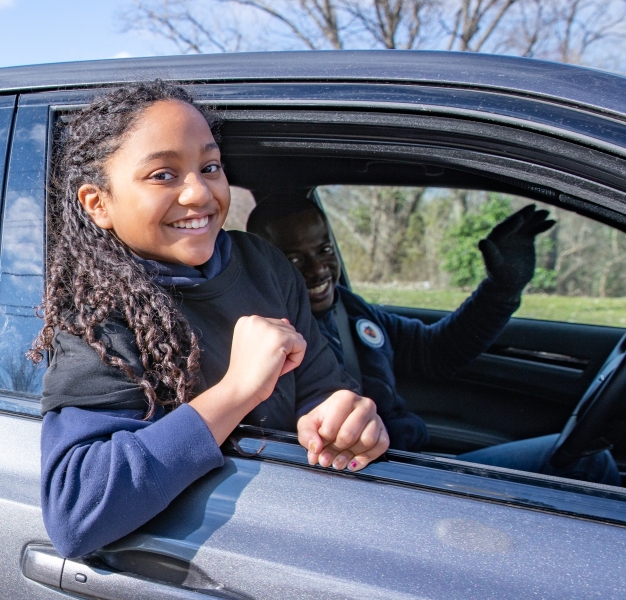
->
xmin=0 ymin=103 xmax=48 ymax=396
xmin=223 ymin=186 xmax=255 ymax=231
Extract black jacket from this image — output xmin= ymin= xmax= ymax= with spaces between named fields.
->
xmin=315 ymin=281 xmax=521 ymax=451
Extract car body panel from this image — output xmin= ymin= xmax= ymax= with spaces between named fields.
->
xmin=3 ymin=416 xmax=626 ymax=599
xmin=116 ymin=452 xmax=626 ymax=600
xmin=0 ymin=415 xmax=66 ymax=600
xmin=0 ymin=96 xmax=15 ymax=190
xmin=2 ymin=51 xmax=626 ymax=119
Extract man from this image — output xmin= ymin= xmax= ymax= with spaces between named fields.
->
xmin=247 ymin=198 xmax=620 ymax=484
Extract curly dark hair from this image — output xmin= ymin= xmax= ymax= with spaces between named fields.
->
xmin=29 ymin=80 xmax=220 ymax=418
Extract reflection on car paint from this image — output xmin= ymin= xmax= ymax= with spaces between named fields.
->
xmin=0 ymin=104 xmax=47 ymax=396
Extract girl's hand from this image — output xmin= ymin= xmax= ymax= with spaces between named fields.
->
xmin=223 ymin=315 xmax=307 ymax=406
xmin=297 ymin=390 xmax=389 ymax=472
xmin=190 ymin=315 xmax=306 ymax=445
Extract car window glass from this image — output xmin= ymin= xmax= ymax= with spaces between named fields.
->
xmin=0 ymin=104 xmax=48 ymax=396
xmin=317 ymin=185 xmax=626 ymax=327
xmin=0 ymin=97 xmax=15 ymax=190
xmin=224 ymin=186 xmax=255 ymax=231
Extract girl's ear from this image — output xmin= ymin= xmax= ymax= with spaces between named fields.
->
xmin=77 ymin=184 xmax=114 ymax=229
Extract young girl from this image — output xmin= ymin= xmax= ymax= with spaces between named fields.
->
xmin=33 ymin=81 xmax=389 ymax=559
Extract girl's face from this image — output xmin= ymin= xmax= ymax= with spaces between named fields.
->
xmin=79 ymin=99 xmax=230 ymax=266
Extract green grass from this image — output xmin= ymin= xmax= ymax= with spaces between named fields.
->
xmin=352 ymin=284 xmax=626 ymax=327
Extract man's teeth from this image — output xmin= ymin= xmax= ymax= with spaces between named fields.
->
xmin=171 ymin=216 xmax=209 ymax=229
xmin=308 ymin=281 xmax=329 ymax=295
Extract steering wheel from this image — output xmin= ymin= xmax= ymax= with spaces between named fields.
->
xmin=550 ymin=333 xmax=626 ymax=468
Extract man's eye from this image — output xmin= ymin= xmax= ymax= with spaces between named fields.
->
xmin=320 ymin=245 xmax=334 ymax=255
xmin=151 ymin=171 xmax=174 ymax=181
xmin=203 ymin=164 xmax=222 ymax=174
xmin=288 ymin=256 xmax=301 ymax=265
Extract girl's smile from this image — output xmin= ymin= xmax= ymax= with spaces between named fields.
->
xmin=78 ymin=99 xmax=231 ymax=266
xmin=169 ymin=215 xmax=210 ymax=230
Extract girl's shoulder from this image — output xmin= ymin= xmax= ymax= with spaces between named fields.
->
xmin=227 ymin=230 xmax=295 ymax=272
xmin=42 ymin=317 xmax=147 ymax=415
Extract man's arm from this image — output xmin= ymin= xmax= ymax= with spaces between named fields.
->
xmin=381 ymin=205 xmax=555 ymax=380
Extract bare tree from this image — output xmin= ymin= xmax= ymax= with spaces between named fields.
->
xmin=444 ymin=0 xmax=520 ymax=52
xmin=494 ymin=0 xmax=626 ymax=67
xmin=368 ymin=187 xmax=425 ymax=280
xmin=0 ymin=353 xmax=41 ymax=394
xmin=122 ymin=0 xmax=626 ymax=70
xmin=231 ymin=0 xmax=344 ymax=49
xmin=319 ymin=186 xmax=425 ymax=282
xmin=339 ymin=0 xmax=433 ymax=49
xmin=123 ymin=0 xmax=437 ymax=52
xmin=121 ymin=0 xmax=248 ymax=53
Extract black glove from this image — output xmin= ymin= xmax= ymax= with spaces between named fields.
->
xmin=478 ymin=204 xmax=556 ymax=295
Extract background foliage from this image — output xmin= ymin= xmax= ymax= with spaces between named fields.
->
xmin=318 ymin=185 xmax=626 ymax=300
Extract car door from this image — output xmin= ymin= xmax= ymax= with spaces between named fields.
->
xmin=2 ymin=73 xmax=626 ymax=600
xmin=209 ymin=82 xmax=626 ymax=472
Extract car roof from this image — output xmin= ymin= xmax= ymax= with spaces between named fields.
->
xmin=1 ymin=50 xmax=626 ymax=118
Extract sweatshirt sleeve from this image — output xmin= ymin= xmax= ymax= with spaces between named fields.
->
xmin=377 ymin=278 xmax=521 ymax=380
xmin=41 ymin=403 xmax=224 ymax=559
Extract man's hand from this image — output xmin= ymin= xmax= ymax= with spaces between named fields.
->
xmin=297 ymin=390 xmax=389 ymax=472
xmin=479 ymin=204 xmax=556 ymax=294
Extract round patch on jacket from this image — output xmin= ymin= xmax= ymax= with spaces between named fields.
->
xmin=356 ymin=319 xmax=385 ymax=348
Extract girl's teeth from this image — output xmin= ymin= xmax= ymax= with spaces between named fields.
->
xmin=172 ymin=216 xmax=209 ymax=229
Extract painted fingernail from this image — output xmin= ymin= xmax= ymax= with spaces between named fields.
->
xmin=348 ymin=460 xmax=359 ymax=471
xmin=309 ymin=441 xmax=318 ymax=454
xmin=320 ymin=451 xmax=332 ymax=465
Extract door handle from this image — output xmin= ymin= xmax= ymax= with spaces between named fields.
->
xmin=22 ymin=545 xmax=239 ymax=599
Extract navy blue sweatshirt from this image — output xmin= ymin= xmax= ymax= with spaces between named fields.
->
xmin=316 ymin=280 xmax=521 ymax=452
xmin=41 ymin=232 xmax=357 ymax=558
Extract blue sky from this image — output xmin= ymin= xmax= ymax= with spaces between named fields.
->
xmin=0 ymin=0 xmax=175 ymax=68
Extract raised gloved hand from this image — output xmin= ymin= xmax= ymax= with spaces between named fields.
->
xmin=478 ymin=204 xmax=556 ymax=295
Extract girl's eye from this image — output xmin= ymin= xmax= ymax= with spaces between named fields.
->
xmin=320 ymin=245 xmax=334 ymax=255
xmin=288 ymin=256 xmax=302 ymax=265
xmin=151 ymin=171 xmax=175 ymax=181
xmin=203 ymin=163 xmax=222 ymax=174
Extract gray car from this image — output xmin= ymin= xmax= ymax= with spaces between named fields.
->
xmin=0 ymin=51 xmax=625 ymax=599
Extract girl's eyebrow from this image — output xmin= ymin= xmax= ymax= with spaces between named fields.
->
xmin=139 ymin=143 xmax=220 ymax=166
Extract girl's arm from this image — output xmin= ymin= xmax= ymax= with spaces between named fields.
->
xmin=297 ymin=390 xmax=389 ymax=472
xmin=42 ymin=404 xmax=222 ymax=559
xmin=43 ymin=316 xmax=306 ymax=559
xmin=189 ymin=315 xmax=306 ymax=443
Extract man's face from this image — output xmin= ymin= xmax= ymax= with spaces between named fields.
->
xmin=267 ymin=209 xmax=341 ymax=313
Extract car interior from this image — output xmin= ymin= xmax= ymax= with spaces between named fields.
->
xmin=215 ymin=111 xmax=626 ymax=487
